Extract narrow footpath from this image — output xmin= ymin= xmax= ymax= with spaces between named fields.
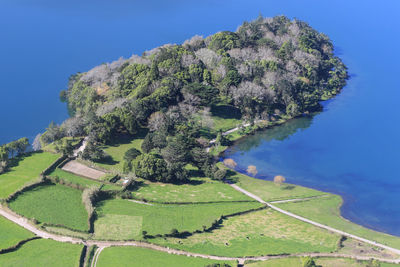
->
xmin=230 ymin=184 xmax=400 ymax=256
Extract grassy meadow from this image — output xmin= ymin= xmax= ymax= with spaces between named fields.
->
xmin=96 ymin=246 xmax=236 ymax=267
xmin=132 ymin=177 xmax=251 ymax=203
xmin=94 ymin=198 xmax=263 ymax=239
xmin=0 ymin=216 xmax=35 ymax=250
xmin=0 ymin=239 xmax=82 ymax=267
xmin=275 ymin=195 xmax=400 ymax=250
xmin=0 ymin=152 xmax=59 ymax=199
xmin=154 ymin=209 xmax=339 ymax=257
xmin=93 ymin=134 xmax=145 ymax=173
xmin=48 ymin=168 xmax=101 ymax=188
xmin=9 ymin=184 xmax=89 ymax=231
xmin=47 ymin=168 xmax=120 ymax=191
xmin=221 ymin=164 xmax=324 ymax=201
xmin=246 ymin=257 xmax=400 ymax=267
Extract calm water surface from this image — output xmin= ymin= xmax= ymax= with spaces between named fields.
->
xmin=1 ymin=0 xmax=399 ymax=235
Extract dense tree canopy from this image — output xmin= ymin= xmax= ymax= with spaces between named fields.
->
xmin=54 ymin=15 xmax=347 ymax=183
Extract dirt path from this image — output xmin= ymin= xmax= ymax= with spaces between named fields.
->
xmin=230 ymin=184 xmax=400 ymax=256
xmin=209 ymin=123 xmax=251 ymax=144
xmin=0 ymin=205 xmax=399 ymax=264
xmin=91 ymin=246 xmax=107 ymax=267
xmin=73 ymin=137 xmax=88 ymax=157
xmin=269 ymin=194 xmax=329 ymax=204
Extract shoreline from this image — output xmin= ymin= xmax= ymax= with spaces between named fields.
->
xmin=217 ymin=118 xmax=400 ymax=241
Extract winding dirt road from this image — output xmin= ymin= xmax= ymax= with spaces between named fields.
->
xmin=1 ymin=199 xmax=400 ymax=265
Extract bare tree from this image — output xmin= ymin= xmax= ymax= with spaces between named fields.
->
xmin=273 ymin=175 xmax=286 ymax=186
xmin=223 ymin=158 xmax=237 ymax=169
xmin=183 ymin=35 xmax=205 ymax=50
xmin=148 ymin=112 xmax=167 ymax=132
xmin=180 ymin=53 xmax=199 ymax=68
xmin=195 ymin=48 xmax=221 ymax=69
xmin=32 ymin=133 xmax=42 ymax=151
xmin=62 ymin=117 xmax=85 ymax=137
xmin=200 ymin=107 xmax=214 ymax=129
xmin=247 ymin=165 xmax=258 ymax=176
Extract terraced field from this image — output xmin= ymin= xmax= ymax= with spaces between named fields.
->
xmin=133 ymin=177 xmax=252 ymax=203
xmin=96 ymin=246 xmax=236 ymax=267
xmin=94 ymin=198 xmax=263 ymax=239
xmin=47 ymin=168 xmax=120 ymax=191
xmin=0 ymin=239 xmax=83 ymax=267
xmin=9 ymin=183 xmax=89 ymax=231
xmin=154 ymin=209 xmax=340 ymax=257
xmin=0 ymin=215 xmax=34 ymax=250
xmin=0 ymin=152 xmax=59 ymax=199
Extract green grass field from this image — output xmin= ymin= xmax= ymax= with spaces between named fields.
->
xmin=133 ymin=177 xmax=251 ymax=203
xmin=9 ymin=184 xmax=89 ymax=232
xmin=94 ymin=198 xmax=262 ymax=239
xmin=154 ymin=209 xmax=339 ymax=257
xmin=246 ymin=257 xmax=400 ymax=267
xmin=48 ymin=168 xmax=101 ymax=187
xmin=47 ymin=168 xmax=120 ymax=191
xmin=221 ymin=165 xmax=324 ymax=201
xmin=42 ymin=137 xmax=81 ymax=154
xmin=94 ymin=134 xmax=145 ymax=173
xmin=210 ymin=104 xmax=242 ymax=132
xmin=0 ymin=152 xmax=59 ymax=199
xmin=0 ymin=216 xmax=35 ymax=250
xmin=246 ymin=258 xmax=302 ymax=267
xmin=0 ymin=238 xmax=83 ymax=267
xmin=275 ymin=195 xmax=400 ymax=250
xmin=96 ymin=246 xmax=236 ymax=267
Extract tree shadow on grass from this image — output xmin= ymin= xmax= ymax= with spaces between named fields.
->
xmin=211 ymin=105 xmax=242 ymax=120
xmin=107 ymin=128 xmax=148 ymax=146
xmin=281 ymin=185 xmax=296 ymax=190
xmin=4 ymin=151 xmax=43 ymax=171
xmin=223 ymin=169 xmax=239 ymax=184
xmin=95 ymin=155 xmax=119 ymax=166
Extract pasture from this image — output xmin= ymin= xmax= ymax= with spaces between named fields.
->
xmin=275 ymin=195 xmax=400 ymax=250
xmin=47 ymin=168 xmax=120 ymax=191
xmin=94 ymin=198 xmax=263 ymax=239
xmin=0 ymin=238 xmax=83 ymax=267
xmin=9 ymin=184 xmax=89 ymax=232
xmin=96 ymin=246 xmax=236 ymax=267
xmin=94 ymin=135 xmax=145 ymax=172
xmin=221 ymin=164 xmax=324 ymax=201
xmin=247 ymin=257 xmax=400 ymax=267
xmin=0 ymin=215 xmax=34 ymax=250
xmin=155 ymin=209 xmax=339 ymax=257
xmin=48 ymin=168 xmax=101 ymax=188
xmin=132 ymin=177 xmax=252 ymax=203
xmin=0 ymin=152 xmax=59 ymax=199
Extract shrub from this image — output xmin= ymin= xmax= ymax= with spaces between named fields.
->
xmin=123 ymin=148 xmax=141 ymax=162
xmin=213 ymin=169 xmax=227 ymax=180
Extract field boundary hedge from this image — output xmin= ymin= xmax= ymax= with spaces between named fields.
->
xmin=125 ymin=195 xmax=258 ymax=205
xmin=5 ymin=179 xmax=48 ymax=203
xmin=41 ymin=223 xmax=89 ymax=234
xmin=79 ymin=245 xmax=88 ymax=267
xmin=143 ymin=205 xmax=267 ymax=239
xmin=0 ymin=237 xmax=41 ymax=254
xmin=41 ymin=155 xmax=68 ymax=177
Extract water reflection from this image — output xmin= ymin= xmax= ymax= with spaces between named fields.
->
xmin=224 ymin=115 xmax=315 ymax=155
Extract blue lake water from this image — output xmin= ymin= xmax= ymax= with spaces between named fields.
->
xmin=1 ymin=1 xmax=399 ymax=235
